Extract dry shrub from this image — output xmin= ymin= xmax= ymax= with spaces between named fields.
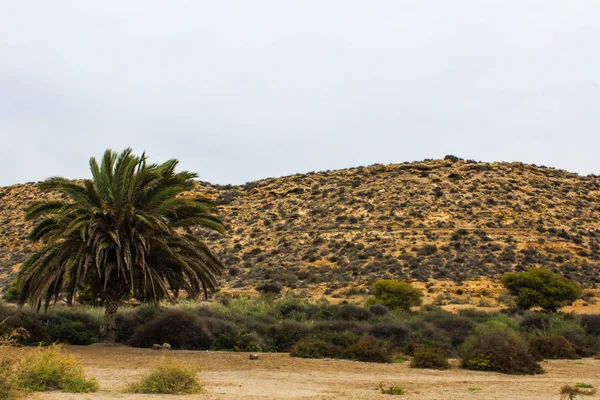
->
xmin=0 ymin=326 xmax=28 ymax=400
xmin=460 ymin=326 xmax=543 ymax=375
xmin=11 ymin=344 xmax=98 ymax=393
xmin=560 ymin=384 xmax=596 ymax=399
xmin=410 ymin=344 xmax=450 ymax=370
xmin=126 ymin=358 xmax=202 ymax=395
xmin=529 ymin=335 xmax=580 ymax=360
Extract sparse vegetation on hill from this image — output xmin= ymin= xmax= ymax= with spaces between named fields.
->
xmin=1 ymin=157 xmax=600 ymax=297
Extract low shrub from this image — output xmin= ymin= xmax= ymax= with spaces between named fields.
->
xmin=410 ymin=344 xmax=450 ymax=370
xmin=405 ymin=321 xmax=450 ymax=354
xmin=0 ymin=312 xmax=49 ymax=345
xmin=256 ymin=282 xmax=282 ymax=295
xmin=368 ymin=304 xmax=389 ymax=316
xmin=291 ymin=332 xmax=391 ymax=363
xmin=519 ymin=312 xmax=552 ymax=331
xmin=369 ymin=322 xmax=410 ymax=349
xmin=344 ymin=336 xmax=393 ymax=363
xmin=580 ymin=314 xmax=600 ymax=336
xmin=0 ymin=327 xmax=22 ymax=400
xmin=42 ymin=311 xmax=99 ymax=345
xmin=2 ymin=280 xmax=19 ymax=303
xmin=460 ymin=326 xmax=543 ymax=375
xmin=336 ymin=304 xmax=373 ymax=321
xmin=213 ymin=332 xmax=263 ymax=352
xmin=544 ymin=316 xmax=600 ymax=357
xmin=380 ymin=385 xmax=405 ymax=395
xmin=560 ymin=384 xmax=596 ymax=399
xmin=130 ymin=310 xmax=213 ymax=350
xmin=125 ymin=358 xmax=202 ymax=395
xmin=529 ymin=335 xmax=580 ymax=360
xmin=312 ymin=321 xmax=365 ymax=336
xmin=265 ymin=321 xmax=311 ymax=352
xmin=422 ymin=308 xmax=476 ymax=347
xmin=11 ymin=344 xmax=98 ymax=393
xmin=290 ymin=338 xmax=339 ymax=359
xmin=116 ymin=304 xmax=163 ymax=343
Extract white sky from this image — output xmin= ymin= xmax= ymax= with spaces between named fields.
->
xmin=1 ymin=0 xmax=599 ymax=185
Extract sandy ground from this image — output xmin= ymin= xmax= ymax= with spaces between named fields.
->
xmin=10 ymin=346 xmax=598 ymax=400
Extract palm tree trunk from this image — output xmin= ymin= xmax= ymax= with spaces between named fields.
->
xmin=99 ymin=297 xmax=120 ymax=343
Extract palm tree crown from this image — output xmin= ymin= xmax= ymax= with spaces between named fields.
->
xmin=18 ymin=148 xmax=225 ymax=342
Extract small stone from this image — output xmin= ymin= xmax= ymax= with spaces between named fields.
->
xmin=249 ymin=354 xmax=259 ymax=360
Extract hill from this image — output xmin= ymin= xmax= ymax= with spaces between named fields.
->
xmin=1 ymin=157 xmax=600 ymax=297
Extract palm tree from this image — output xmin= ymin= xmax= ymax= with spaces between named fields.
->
xmin=18 ymin=149 xmax=225 ymax=342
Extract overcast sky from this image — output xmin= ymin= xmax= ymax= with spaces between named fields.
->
xmin=1 ymin=1 xmax=599 ymax=186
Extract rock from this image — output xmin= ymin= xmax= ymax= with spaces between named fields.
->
xmin=249 ymin=354 xmax=259 ymax=360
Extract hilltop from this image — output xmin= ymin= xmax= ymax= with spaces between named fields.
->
xmin=1 ymin=157 xmax=600 ymax=297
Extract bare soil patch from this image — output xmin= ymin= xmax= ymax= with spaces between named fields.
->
xmin=16 ymin=346 xmax=600 ymax=399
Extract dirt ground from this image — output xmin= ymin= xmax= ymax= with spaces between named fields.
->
xmin=15 ymin=346 xmax=599 ymax=400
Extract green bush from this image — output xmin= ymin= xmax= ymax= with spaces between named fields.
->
xmin=126 ymin=358 xmax=201 ymax=394
xmin=42 ymin=311 xmax=99 ymax=345
xmin=2 ymin=280 xmax=19 ymax=303
xmin=528 ymin=335 xmax=579 ymax=360
xmin=501 ymin=269 xmax=582 ymax=312
xmin=366 ymin=280 xmax=422 ymax=311
xmin=460 ymin=325 xmax=543 ymax=375
xmin=410 ymin=344 xmax=450 ymax=370
xmin=11 ymin=344 xmax=98 ymax=393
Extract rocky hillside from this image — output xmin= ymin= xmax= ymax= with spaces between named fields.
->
xmin=1 ymin=157 xmax=600 ymax=296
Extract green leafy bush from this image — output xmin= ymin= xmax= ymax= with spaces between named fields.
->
xmin=11 ymin=344 xmax=98 ymax=393
xmin=41 ymin=311 xmax=99 ymax=345
xmin=366 ymin=280 xmax=422 ymax=311
xmin=126 ymin=358 xmax=201 ymax=394
xmin=529 ymin=335 xmax=579 ymax=360
xmin=410 ymin=344 xmax=450 ymax=369
xmin=501 ymin=269 xmax=582 ymax=312
xmin=460 ymin=325 xmax=543 ymax=375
